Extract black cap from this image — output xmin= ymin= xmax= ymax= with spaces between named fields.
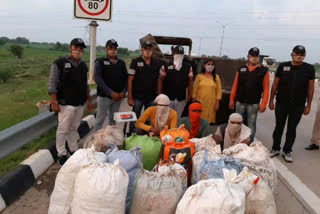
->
xmin=292 ymin=45 xmax=306 ymax=54
xmin=141 ymin=40 xmax=153 ymax=48
xmin=70 ymin=38 xmax=86 ymax=48
xmin=173 ymin=45 xmax=184 ymax=54
xmin=248 ymin=47 xmax=260 ymax=56
xmin=106 ymin=39 xmax=118 ymax=47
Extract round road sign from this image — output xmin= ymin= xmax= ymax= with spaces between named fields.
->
xmin=78 ymin=0 xmax=109 ymax=16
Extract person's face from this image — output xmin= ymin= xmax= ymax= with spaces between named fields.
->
xmin=248 ymin=55 xmax=259 ymax=65
xmin=141 ymin=46 xmax=153 ymax=58
xmin=204 ymin=61 xmax=215 ymax=72
xmin=69 ymin=45 xmax=84 ymax=60
xmin=291 ymin=52 xmax=305 ymax=64
xmin=106 ymin=45 xmax=118 ymax=57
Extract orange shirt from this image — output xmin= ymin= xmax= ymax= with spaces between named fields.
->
xmin=230 ymin=64 xmax=270 ymax=108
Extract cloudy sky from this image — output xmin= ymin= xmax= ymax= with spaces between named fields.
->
xmin=1 ymin=0 xmax=320 ymax=63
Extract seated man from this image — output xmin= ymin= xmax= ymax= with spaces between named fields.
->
xmin=179 ymin=101 xmax=210 ymax=138
xmin=213 ymin=113 xmax=251 ymax=150
xmin=135 ymin=94 xmax=178 ymax=137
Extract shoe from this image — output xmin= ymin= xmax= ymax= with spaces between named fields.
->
xmin=58 ymin=155 xmax=68 ymax=166
xmin=305 ymin=144 xmax=319 ymax=150
xmin=282 ymin=152 xmax=293 ymax=163
xmin=269 ymin=150 xmax=280 ymax=158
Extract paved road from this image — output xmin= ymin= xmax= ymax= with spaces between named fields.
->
xmin=256 ymin=73 xmax=320 ymax=198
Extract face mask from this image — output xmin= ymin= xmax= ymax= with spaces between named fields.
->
xmin=205 ymin=65 xmax=214 ymax=73
xmin=227 ymin=123 xmax=242 ymax=137
xmin=173 ymin=54 xmax=184 ymax=71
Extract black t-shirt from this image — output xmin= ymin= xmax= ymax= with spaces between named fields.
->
xmin=275 ymin=61 xmax=315 ymax=105
xmin=129 ymin=56 xmax=162 ymax=100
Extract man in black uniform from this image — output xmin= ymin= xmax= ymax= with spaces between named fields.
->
xmin=94 ymin=39 xmax=128 ymax=131
xmin=269 ymin=45 xmax=315 ymax=162
xmin=48 ymin=38 xmax=92 ymax=165
xmin=158 ymin=45 xmax=193 ymax=120
xmin=127 ymin=40 xmax=162 ymax=135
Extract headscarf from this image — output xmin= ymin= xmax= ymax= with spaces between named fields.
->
xmin=173 ymin=54 xmax=184 ymax=71
xmin=224 ymin=113 xmax=251 ymax=148
xmin=154 ymin=94 xmax=171 ymax=130
xmin=189 ymin=102 xmax=202 ymax=138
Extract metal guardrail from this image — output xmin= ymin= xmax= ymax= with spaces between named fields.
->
xmin=0 ymin=90 xmax=97 ymax=160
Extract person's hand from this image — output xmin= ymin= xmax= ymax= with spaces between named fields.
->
xmin=304 ymin=105 xmax=311 ymax=115
xmin=51 ymin=101 xmax=60 ymax=113
xmin=120 ymin=92 xmax=126 ymax=99
xmin=269 ymin=101 xmax=275 ymax=110
xmin=87 ymin=100 xmax=93 ymax=112
xmin=259 ymin=105 xmax=266 ymax=113
xmin=110 ymin=92 xmax=121 ymax=101
xmin=128 ymin=97 xmax=134 ymax=107
xmin=215 ymin=101 xmax=220 ymax=112
xmin=229 ymin=100 xmax=235 ymax=110
xmin=150 ymin=128 xmax=160 ymax=136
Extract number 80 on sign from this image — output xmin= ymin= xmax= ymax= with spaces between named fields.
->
xmin=74 ymin=0 xmax=112 ymax=21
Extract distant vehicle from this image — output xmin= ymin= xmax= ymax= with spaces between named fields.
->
xmin=260 ymin=55 xmax=276 ymax=71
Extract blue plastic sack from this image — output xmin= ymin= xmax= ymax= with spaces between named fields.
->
xmin=197 ymin=150 xmax=243 ymax=181
xmin=105 ymin=143 xmax=143 ymax=214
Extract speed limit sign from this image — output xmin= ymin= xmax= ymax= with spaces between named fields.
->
xmin=74 ymin=0 xmax=112 ymax=21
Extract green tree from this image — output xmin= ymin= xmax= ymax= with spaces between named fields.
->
xmin=9 ymin=44 xmax=24 ymax=59
xmin=0 ymin=39 xmax=6 ymax=46
xmin=117 ymin=47 xmax=130 ymax=56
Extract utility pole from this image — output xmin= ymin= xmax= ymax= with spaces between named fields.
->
xmin=89 ymin=21 xmax=99 ymax=84
xmin=198 ymin=37 xmax=203 ymax=56
xmin=217 ymin=21 xmax=228 ymax=57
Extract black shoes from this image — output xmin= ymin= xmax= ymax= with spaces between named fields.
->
xmin=305 ymin=144 xmax=319 ymax=151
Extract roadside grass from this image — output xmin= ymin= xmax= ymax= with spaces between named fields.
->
xmin=0 ymin=43 xmax=137 ymax=177
xmin=0 ymin=128 xmax=56 ymax=177
xmin=0 ymin=44 xmax=134 ymax=131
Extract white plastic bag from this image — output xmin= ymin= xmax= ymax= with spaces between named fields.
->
xmin=48 ymin=147 xmax=106 ymax=214
xmin=106 ymin=144 xmax=143 ymax=214
xmin=191 ymin=145 xmax=224 ymax=185
xmin=71 ymin=159 xmax=129 ymax=214
xmin=223 ymin=142 xmax=277 ymax=191
xmin=190 ymin=134 xmax=216 ymax=152
xmin=130 ymin=169 xmax=183 ymax=214
xmin=230 ymin=167 xmax=277 ymax=214
xmin=176 ymin=173 xmax=245 ymax=214
xmin=84 ymin=125 xmax=124 ymax=152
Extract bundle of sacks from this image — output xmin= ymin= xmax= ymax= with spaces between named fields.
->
xmin=48 ymin=146 xmax=129 ymax=214
xmin=153 ymin=155 xmax=188 ymax=193
xmin=160 ymin=125 xmax=195 ymax=184
xmin=176 ymin=168 xmax=276 ymax=214
xmin=190 ymin=134 xmax=217 ymax=152
xmin=130 ymin=168 xmax=183 ymax=214
xmin=125 ymin=134 xmax=162 ymax=171
xmin=223 ymin=141 xmax=277 ymax=191
xmin=105 ymin=143 xmax=143 ymax=214
xmin=83 ymin=125 xmax=124 ymax=152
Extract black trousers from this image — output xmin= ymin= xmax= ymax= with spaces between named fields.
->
xmin=272 ymin=102 xmax=305 ymax=153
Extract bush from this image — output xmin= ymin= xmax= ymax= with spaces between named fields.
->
xmin=9 ymin=44 xmax=24 ymax=59
xmin=0 ymin=67 xmax=14 ymax=83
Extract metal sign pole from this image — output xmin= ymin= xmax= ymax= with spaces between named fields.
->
xmin=89 ymin=20 xmax=99 ymax=84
